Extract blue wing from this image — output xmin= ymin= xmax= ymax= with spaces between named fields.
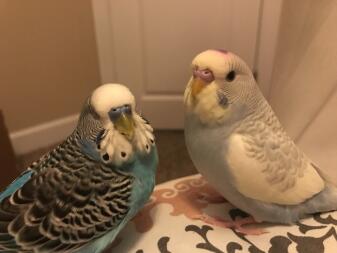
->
xmin=0 ymin=169 xmax=34 ymax=202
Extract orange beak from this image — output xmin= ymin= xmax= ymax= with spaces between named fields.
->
xmin=191 ymin=77 xmax=207 ymax=98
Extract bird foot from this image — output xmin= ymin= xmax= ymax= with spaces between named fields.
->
xmin=196 ymin=193 xmax=226 ymax=203
xmin=192 ymin=214 xmax=267 ymax=235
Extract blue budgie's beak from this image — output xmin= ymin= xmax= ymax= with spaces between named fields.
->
xmin=116 ymin=112 xmax=134 ymax=140
xmin=109 ymin=105 xmax=135 ymax=140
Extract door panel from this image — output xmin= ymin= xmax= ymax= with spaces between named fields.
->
xmin=141 ymin=0 xmax=232 ymax=94
xmin=97 ymin=0 xmax=261 ymax=128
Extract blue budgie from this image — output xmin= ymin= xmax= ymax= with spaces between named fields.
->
xmin=184 ymin=49 xmax=337 ymax=231
xmin=0 ymin=83 xmax=158 ymax=252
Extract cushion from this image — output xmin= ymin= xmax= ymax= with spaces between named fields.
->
xmin=108 ymin=174 xmax=337 ymax=252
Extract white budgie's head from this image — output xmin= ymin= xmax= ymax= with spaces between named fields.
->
xmin=90 ymin=83 xmax=136 ymax=140
xmin=78 ymin=83 xmax=154 ymax=164
xmin=184 ymin=49 xmax=262 ymax=125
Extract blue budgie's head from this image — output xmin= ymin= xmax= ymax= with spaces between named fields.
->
xmin=77 ymin=83 xmax=154 ymax=165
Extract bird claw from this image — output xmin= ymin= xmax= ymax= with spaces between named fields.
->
xmin=192 ymin=214 xmax=267 ymax=235
xmin=196 ymin=193 xmax=226 ymax=203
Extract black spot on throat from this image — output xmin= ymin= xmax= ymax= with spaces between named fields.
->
xmin=102 ymin=153 xmax=110 ymax=161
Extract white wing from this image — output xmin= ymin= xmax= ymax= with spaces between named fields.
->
xmin=226 ymin=132 xmax=325 ymax=205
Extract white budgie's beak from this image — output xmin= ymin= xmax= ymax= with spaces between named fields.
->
xmin=114 ymin=112 xmax=135 ymax=140
xmin=191 ymin=77 xmax=208 ymax=98
xmin=191 ymin=68 xmax=214 ymax=98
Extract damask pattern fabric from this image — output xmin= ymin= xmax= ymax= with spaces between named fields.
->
xmin=107 ymin=175 xmax=337 ymax=253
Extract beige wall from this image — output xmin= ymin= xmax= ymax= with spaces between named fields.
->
xmin=0 ymin=0 xmax=101 ymax=132
xmin=269 ymin=0 xmax=337 ymax=181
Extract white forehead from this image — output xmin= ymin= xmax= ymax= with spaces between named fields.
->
xmin=90 ymin=83 xmax=135 ymax=115
xmin=192 ymin=50 xmax=247 ymax=77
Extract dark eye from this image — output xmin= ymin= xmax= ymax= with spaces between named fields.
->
xmin=226 ymin=70 xmax=236 ymax=82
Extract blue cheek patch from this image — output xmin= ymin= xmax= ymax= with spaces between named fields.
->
xmin=217 ymin=91 xmax=229 ymax=107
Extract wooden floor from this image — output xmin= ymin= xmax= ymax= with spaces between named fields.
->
xmin=16 ymin=130 xmax=197 ymax=185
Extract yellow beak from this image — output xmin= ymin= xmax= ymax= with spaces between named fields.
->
xmin=191 ymin=77 xmax=207 ymax=98
xmin=114 ymin=112 xmax=135 ymax=140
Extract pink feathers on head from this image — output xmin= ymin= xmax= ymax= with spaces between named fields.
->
xmin=215 ymin=49 xmax=228 ymax=54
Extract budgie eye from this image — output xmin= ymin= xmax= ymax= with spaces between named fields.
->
xmin=226 ymin=70 xmax=236 ymax=82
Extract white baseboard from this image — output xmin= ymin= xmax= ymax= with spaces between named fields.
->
xmin=10 ymin=114 xmax=79 ymax=155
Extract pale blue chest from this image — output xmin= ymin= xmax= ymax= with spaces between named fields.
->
xmin=128 ymin=146 xmax=158 ymax=217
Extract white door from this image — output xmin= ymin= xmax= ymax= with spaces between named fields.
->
xmin=93 ymin=0 xmax=262 ymax=128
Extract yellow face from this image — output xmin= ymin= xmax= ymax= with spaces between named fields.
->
xmin=185 ymin=79 xmax=231 ymax=126
xmin=191 ymin=76 xmax=208 ymax=98
xmin=186 ymin=50 xmax=226 ymax=104
xmin=184 ymin=49 xmax=258 ymax=126
xmin=184 ymin=50 xmax=237 ymax=125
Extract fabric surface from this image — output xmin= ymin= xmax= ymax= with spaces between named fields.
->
xmin=105 ymin=175 xmax=337 ymax=253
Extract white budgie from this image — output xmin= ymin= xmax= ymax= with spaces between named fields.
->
xmin=184 ymin=49 xmax=337 ymax=229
